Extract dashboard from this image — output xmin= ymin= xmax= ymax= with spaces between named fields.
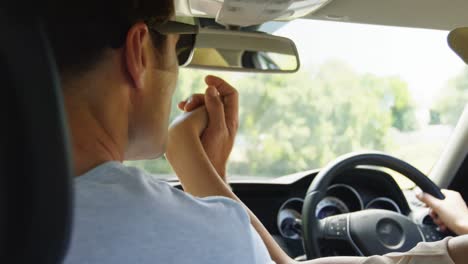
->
xmin=222 ymin=168 xmax=448 ymax=258
xmin=277 ymin=183 xmax=404 ymax=240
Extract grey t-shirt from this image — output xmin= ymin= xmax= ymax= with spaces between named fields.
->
xmin=65 ymin=161 xmax=274 ymax=264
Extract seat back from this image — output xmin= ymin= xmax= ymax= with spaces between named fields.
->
xmin=0 ymin=7 xmax=74 ymax=264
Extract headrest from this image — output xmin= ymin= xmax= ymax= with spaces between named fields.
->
xmin=448 ymin=27 xmax=468 ymax=64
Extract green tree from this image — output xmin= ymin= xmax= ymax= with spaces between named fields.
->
xmin=229 ymin=61 xmax=398 ymax=176
xmin=432 ymin=67 xmax=468 ymax=126
xmin=360 ymin=74 xmax=418 ymax=131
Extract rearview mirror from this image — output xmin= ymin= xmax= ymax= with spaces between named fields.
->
xmin=186 ymin=28 xmax=300 ymax=73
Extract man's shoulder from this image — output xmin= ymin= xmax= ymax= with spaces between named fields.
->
xmin=75 ymin=161 xmax=177 ymax=197
xmin=67 ymin=162 xmax=263 ymax=264
xmin=74 ymin=161 xmax=248 ymax=222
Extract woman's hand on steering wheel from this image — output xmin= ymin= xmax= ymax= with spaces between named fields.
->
xmin=417 ymin=189 xmax=468 ymax=235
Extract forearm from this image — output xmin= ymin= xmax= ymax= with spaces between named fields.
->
xmin=448 ymin=235 xmax=468 ymax=264
xmin=300 ymin=257 xmax=364 ymax=264
xmin=299 ymin=236 xmax=468 ymax=264
xmin=166 ymin=129 xmax=223 ymax=196
xmin=166 ymin=127 xmax=292 ymax=264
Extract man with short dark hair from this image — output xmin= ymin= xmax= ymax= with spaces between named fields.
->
xmin=44 ymin=1 xmax=272 ymax=263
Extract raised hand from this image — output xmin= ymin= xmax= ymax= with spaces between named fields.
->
xmin=177 ymin=75 xmax=239 ymax=181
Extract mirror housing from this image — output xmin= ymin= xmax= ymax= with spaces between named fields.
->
xmin=186 ymin=28 xmax=300 ymax=73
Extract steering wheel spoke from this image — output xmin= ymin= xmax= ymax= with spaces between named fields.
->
xmin=316 ymin=214 xmax=366 ymax=257
xmin=318 ymin=214 xmax=350 ymax=241
xmin=418 ymin=224 xmax=450 ymax=242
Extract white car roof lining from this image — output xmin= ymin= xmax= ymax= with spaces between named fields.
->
xmin=305 ymin=0 xmax=468 ymax=31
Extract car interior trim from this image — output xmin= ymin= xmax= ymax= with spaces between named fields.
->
xmin=307 ymin=0 xmax=468 ymax=30
xmin=328 ymin=184 xmax=364 ymax=210
xmin=416 ymin=225 xmax=427 ymax=243
xmin=365 ymin=197 xmax=402 ymax=214
xmin=346 ymin=214 xmax=364 ymax=256
xmin=431 ymin=106 xmax=468 ymax=188
xmin=277 ymin=198 xmax=304 ymax=240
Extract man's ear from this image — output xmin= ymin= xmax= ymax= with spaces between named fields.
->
xmin=124 ymin=22 xmax=151 ymax=91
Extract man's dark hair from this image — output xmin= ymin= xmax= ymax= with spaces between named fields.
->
xmin=43 ymin=0 xmax=174 ymax=78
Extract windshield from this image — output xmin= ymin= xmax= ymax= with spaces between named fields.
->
xmin=126 ymin=19 xmax=468 ymax=183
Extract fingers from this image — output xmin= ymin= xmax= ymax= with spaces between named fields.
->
xmin=179 ymin=94 xmax=206 ymax=112
xmin=429 ymin=209 xmax=448 ymax=231
xmin=417 ymin=192 xmax=442 ymax=210
xmin=433 ymin=216 xmax=447 ymax=232
xmin=204 ymin=86 xmax=226 ymax=130
xmin=432 ymin=215 xmax=444 ymax=226
xmin=205 ymin=75 xmax=239 ymax=135
xmin=429 ymin=209 xmax=441 ymax=224
xmin=178 ymin=75 xmax=239 ymax=137
xmin=429 ymin=209 xmax=437 ymax=219
xmin=205 ymin=75 xmax=237 ymax=96
xmin=438 ymin=224 xmax=447 ymax=233
xmin=178 ymin=101 xmax=187 ymax=110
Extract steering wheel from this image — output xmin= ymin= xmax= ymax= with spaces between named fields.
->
xmin=302 ymin=152 xmax=445 ymax=259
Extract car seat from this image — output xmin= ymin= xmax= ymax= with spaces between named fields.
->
xmin=0 ymin=5 xmax=74 ymax=264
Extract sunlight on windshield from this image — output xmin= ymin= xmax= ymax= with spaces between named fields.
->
xmin=127 ymin=19 xmax=467 ymax=186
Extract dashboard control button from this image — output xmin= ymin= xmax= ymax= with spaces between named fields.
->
xmin=419 ymin=225 xmax=446 ymax=242
xmin=324 ymin=216 xmax=348 ymax=240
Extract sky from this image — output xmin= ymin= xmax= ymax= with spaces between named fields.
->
xmin=273 ymin=19 xmax=466 ymax=110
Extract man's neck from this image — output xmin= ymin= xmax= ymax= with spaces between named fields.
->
xmin=64 ymin=92 xmax=129 ymax=176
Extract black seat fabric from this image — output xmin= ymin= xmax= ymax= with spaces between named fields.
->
xmin=0 ymin=7 xmax=74 ymax=264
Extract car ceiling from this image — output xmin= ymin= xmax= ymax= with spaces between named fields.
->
xmin=305 ymin=0 xmax=468 ymax=31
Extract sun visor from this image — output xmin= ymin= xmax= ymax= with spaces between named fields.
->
xmin=448 ymin=27 xmax=468 ymax=64
xmin=175 ymin=0 xmax=333 ymax=27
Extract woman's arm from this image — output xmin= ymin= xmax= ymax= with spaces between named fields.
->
xmin=166 ymin=107 xmax=293 ymax=264
xmin=448 ymin=235 xmax=468 ymax=264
